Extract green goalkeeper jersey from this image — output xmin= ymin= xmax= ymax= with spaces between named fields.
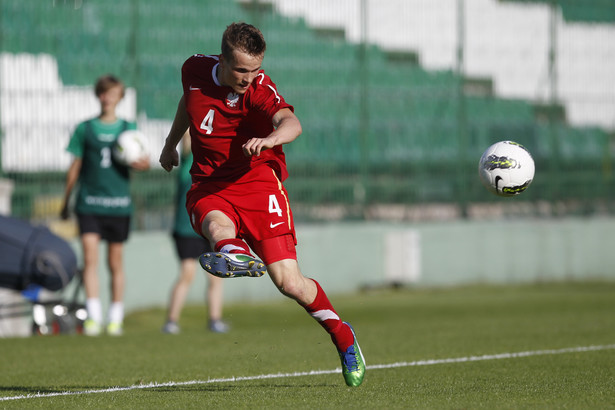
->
xmin=173 ymin=150 xmax=200 ymax=238
xmin=66 ymin=118 xmax=137 ymax=216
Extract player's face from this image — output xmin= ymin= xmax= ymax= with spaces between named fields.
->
xmin=219 ymin=49 xmax=264 ymax=95
xmin=98 ymin=84 xmax=124 ymax=115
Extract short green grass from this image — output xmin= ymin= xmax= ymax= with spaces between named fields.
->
xmin=1 ymin=281 xmax=614 ymax=409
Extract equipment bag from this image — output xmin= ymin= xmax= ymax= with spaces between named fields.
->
xmin=0 ymin=215 xmax=77 ymax=291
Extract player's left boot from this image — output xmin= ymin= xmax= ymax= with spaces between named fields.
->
xmin=199 ymin=252 xmax=266 ymax=278
xmin=106 ymin=321 xmax=123 ymax=336
xmin=338 ymin=322 xmax=366 ymax=387
xmin=208 ymin=319 xmax=230 ymax=333
xmin=83 ymin=319 xmax=102 ymax=337
xmin=161 ymin=321 xmax=180 ymax=334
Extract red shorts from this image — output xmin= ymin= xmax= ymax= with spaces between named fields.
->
xmin=186 ymin=164 xmax=297 ymax=265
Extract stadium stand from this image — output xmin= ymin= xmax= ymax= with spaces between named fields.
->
xmin=1 ymin=0 xmax=614 ymax=223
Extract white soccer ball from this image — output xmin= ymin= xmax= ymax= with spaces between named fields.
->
xmin=478 ymin=141 xmax=535 ymax=197
xmin=113 ymin=130 xmax=149 ymax=166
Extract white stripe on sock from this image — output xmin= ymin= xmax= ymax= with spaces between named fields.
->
xmin=220 ymin=244 xmax=246 ymax=253
xmin=310 ymin=309 xmax=339 ymax=322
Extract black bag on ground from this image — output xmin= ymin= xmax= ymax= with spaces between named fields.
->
xmin=0 ymin=215 xmax=77 ymax=291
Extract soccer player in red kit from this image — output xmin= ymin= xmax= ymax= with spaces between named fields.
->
xmin=159 ymin=22 xmax=365 ymax=387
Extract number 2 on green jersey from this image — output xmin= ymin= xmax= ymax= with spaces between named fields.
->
xmin=101 ymin=147 xmax=112 ymax=168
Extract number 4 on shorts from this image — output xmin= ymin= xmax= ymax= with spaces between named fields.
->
xmin=269 ymin=194 xmax=282 ymax=217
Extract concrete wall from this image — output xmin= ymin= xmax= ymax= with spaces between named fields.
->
xmin=64 ymin=217 xmax=615 ymax=314
xmin=0 ymin=179 xmax=14 ymax=215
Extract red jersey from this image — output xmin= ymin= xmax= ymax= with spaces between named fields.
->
xmin=182 ymin=54 xmax=293 ymax=182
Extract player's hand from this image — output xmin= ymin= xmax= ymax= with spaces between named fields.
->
xmin=60 ymin=204 xmax=70 ymax=220
xmin=131 ymin=156 xmax=151 ymax=171
xmin=159 ymin=146 xmax=179 ymax=172
xmin=242 ymin=136 xmax=276 ymax=157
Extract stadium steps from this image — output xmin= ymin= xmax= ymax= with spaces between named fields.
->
xmin=385 ymin=50 xmax=421 ymax=67
xmin=501 ymin=0 xmax=615 ymax=23
xmin=2 ymin=0 xmax=614 ymax=217
xmin=533 ymin=103 xmax=567 ymax=124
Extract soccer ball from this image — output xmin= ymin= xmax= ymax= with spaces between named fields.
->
xmin=478 ymin=141 xmax=535 ymax=197
xmin=113 ymin=130 xmax=149 ymax=166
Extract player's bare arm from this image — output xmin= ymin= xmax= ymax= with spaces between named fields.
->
xmin=160 ymin=96 xmax=190 ymax=172
xmin=130 ymin=156 xmax=151 ymax=171
xmin=60 ymin=158 xmax=82 ymax=219
xmin=242 ymin=108 xmax=302 ymax=156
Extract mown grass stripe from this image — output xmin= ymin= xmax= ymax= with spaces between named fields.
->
xmin=2 ymin=344 xmax=614 ymax=402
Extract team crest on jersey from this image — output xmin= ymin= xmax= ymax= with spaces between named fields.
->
xmin=226 ymin=92 xmax=240 ymax=108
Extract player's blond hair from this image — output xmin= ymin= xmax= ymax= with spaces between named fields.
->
xmin=221 ymin=22 xmax=266 ymax=62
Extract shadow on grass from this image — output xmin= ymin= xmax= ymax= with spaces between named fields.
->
xmin=0 ymin=381 xmax=337 ymax=397
xmin=0 ymin=385 xmax=97 ymax=395
xmin=152 ymin=382 xmax=336 ymax=392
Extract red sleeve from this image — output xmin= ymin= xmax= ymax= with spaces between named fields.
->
xmin=181 ymin=55 xmax=197 ymax=94
xmin=181 ymin=54 xmax=216 ymax=94
xmin=248 ymin=72 xmax=294 ymax=119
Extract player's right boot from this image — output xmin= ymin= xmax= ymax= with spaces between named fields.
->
xmin=338 ymin=322 xmax=366 ymax=387
xmin=106 ymin=321 xmax=123 ymax=336
xmin=199 ymin=252 xmax=266 ymax=278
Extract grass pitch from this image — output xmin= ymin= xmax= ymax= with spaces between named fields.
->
xmin=1 ymin=281 xmax=614 ymax=408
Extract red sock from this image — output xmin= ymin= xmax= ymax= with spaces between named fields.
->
xmin=303 ymin=279 xmax=354 ymax=352
xmin=214 ymin=239 xmax=253 ymax=257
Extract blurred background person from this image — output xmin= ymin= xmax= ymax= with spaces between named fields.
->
xmin=60 ymin=74 xmax=150 ymax=336
xmin=162 ymin=132 xmax=229 ymax=334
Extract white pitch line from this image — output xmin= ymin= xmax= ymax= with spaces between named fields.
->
xmin=368 ymin=344 xmax=615 ymax=369
xmin=1 ymin=344 xmax=614 ymax=402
